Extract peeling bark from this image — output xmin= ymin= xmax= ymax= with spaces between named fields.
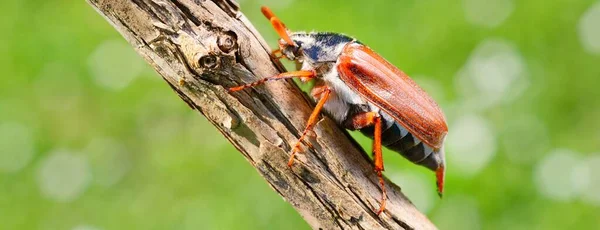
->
xmin=87 ymin=0 xmax=437 ymax=229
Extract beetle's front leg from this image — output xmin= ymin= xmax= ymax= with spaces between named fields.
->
xmin=288 ymin=85 xmax=331 ymax=167
xmin=228 ymin=70 xmax=316 ymax=92
xmin=347 ymin=111 xmax=387 ymax=215
xmin=271 ymin=49 xmax=283 ymax=59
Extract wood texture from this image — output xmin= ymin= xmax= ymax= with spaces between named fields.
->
xmin=87 ymin=0 xmax=437 ymax=229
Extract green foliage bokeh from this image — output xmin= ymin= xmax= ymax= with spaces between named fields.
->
xmin=1 ymin=0 xmax=599 ymax=229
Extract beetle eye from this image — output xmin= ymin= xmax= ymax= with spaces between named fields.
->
xmin=292 ymin=43 xmax=302 ymax=57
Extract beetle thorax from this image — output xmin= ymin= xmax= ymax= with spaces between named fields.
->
xmin=286 ymin=32 xmax=380 ymax=125
xmin=289 ymin=32 xmax=354 ymax=63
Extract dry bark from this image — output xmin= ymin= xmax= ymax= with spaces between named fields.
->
xmin=87 ymin=0 xmax=437 ymax=229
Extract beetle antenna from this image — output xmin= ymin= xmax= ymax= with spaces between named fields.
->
xmin=261 ymin=6 xmax=296 ymax=46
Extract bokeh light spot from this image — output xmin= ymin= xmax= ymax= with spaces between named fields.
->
xmin=580 ymin=154 xmax=600 ymax=206
xmin=0 ymin=122 xmax=35 ymax=173
xmin=456 ymin=38 xmax=528 ymax=109
xmin=37 ymin=150 xmax=91 ymax=202
xmin=534 ymin=149 xmax=582 ymax=201
xmin=578 ymin=2 xmax=600 ymax=54
xmin=447 ymin=114 xmax=496 ymax=176
xmin=72 ymin=225 xmax=102 ymax=230
xmin=463 ymin=0 xmax=514 ymax=28
xmin=87 ymin=40 xmax=145 ymax=90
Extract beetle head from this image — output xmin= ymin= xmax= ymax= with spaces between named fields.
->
xmin=278 ymin=37 xmax=304 ymax=61
xmin=261 ymin=6 xmax=303 ymax=61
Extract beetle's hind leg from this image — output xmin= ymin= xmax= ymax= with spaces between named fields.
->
xmin=348 ymin=111 xmax=387 ymax=215
xmin=373 ymin=115 xmax=386 ymax=215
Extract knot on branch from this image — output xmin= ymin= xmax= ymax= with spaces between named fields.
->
xmin=198 ymin=54 xmax=219 ymax=69
xmin=194 ymin=30 xmax=238 ymax=71
xmin=217 ymin=30 xmax=238 ymax=53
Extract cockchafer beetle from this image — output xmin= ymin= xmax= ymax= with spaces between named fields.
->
xmin=229 ymin=6 xmax=448 ymax=215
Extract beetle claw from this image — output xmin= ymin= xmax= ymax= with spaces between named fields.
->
xmin=306 ymin=129 xmax=317 ymax=138
xmin=287 ymin=143 xmax=303 ymax=167
xmin=301 ymin=130 xmax=317 ymax=150
xmin=301 ymin=140 xmax=314 ymax=150
xmin=287 ymin=154 xmax=296 ymax=167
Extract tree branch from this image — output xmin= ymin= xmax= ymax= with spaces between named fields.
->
xmin=87 ymin=0 xmax=437 ymax=229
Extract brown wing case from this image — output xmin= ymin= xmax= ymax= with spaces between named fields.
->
xmin=337 ymin=43 xmax=448 ymax=149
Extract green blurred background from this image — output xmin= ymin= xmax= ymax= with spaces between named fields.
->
xmin=1 ymin=0 xmax=600 ymax=229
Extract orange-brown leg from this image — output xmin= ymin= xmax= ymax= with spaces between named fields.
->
xmin=228 ymin=70 xmax=316 ymax=92
xmin=372 ymin=115 xmax=386 ymax=215
xmin=346 ymin=111 xmax=379 ymax=130
xmin=271 ymin=49 xmax=283 ymax=59
xmin=347 ymin=111 xmax=387 ymax=215
xmin=288 ymin=87 xmax=331 ymax=167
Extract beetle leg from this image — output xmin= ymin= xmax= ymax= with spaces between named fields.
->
xmin=347 ymin=111 xmax=387 ymax=215
xmin=288 ymin=87 xmax=331 ymax=167
xmin=228 ymin=70 xmax=316 ymax=92
xmin=296 ymin=84 xmax=330 ymax=152
xmin=305 ymin=129 xmax=317 ymax=138
xmin=373 ymin=115 xmax=386 ymax=215
xmin=271 ymin=49 xmax=283 ymax=59
xmin=301 ymin=135 xmax=314 ymax=148
xmin=346 ymin=111 xmax=380 ymax=130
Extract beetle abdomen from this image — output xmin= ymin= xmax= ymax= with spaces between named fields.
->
xmin=358 ymin=116 xmax=439 ymax=171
